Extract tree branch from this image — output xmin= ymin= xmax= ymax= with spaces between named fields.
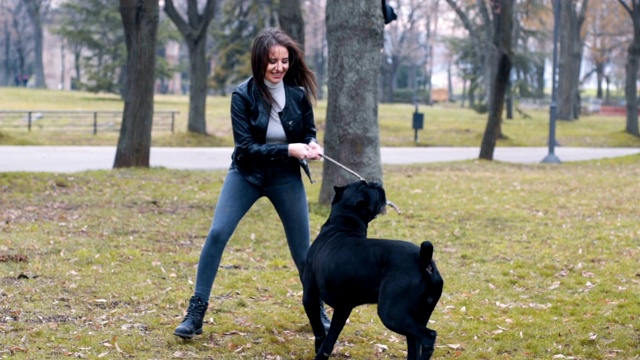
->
xmin=616 ymin=0 xmax=632 ymax=16
xmin=164 ymin=0 xmax=195 ymax=40
xmin=443 ymin=0 xmax=475 ymax=34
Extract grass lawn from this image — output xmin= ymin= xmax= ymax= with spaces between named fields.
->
xmin=1 ymin=87 xmax=639 ymax=148
xmin=1 ymin=155 xmax=639 ymax=359
xmin=1 ymin=87 xmax=639 ymax=358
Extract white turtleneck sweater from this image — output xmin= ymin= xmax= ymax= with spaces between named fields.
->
xmin=265 ymin=80 xmax=287 ymax=144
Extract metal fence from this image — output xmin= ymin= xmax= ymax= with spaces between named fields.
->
xmin=0 ymin=110 xmax=179 ymax=134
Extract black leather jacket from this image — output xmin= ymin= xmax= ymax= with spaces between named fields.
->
xmin=230 ymin=77 xmax=317 ymax=187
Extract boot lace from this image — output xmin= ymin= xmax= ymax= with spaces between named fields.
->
xmin=183 ymin=297 xmax=207 ymax=321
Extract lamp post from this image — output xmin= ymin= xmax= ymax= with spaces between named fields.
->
xmin=542 ymin=0 xmax=561 ymax=163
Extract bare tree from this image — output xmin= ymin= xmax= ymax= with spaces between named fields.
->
xmin=380 ymin=0 xmax=429 ymax=103
xmin=319 ymin=0 xmax=384 ymax=204
xmin=444 ymin=0 xmax=494 ymax=106
xmin=303 ymin=0 xmax=327 ymax=99
xmin=1 ymin=1 xmax=20 ymax=86
xmin=114 ymin=0 xmax=159 ymax=168
xmin=424 ymin=0 xmax=441 ymax=102
xmin=584 ymin=0 xmax=628 ymax=102
xmin=279 ymin=0 xmax=305 ymax=49
xmin=8 ymin=2 xmax=30 ymax=87
xmin=164 ymin=0 xmax=216 ymax=135
xmin=479 ymin=0 xmax=513 ymax=160
xmin=23 ymin=0 xmax=50 ymax=88
xmin=556 ymin=0 xmax=589 ymax=120
xmin=616 ymin=0 xmax=640 ymax=136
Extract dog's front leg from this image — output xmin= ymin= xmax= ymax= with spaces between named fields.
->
xmin=314 ymin=306 xmax=352 ymax=360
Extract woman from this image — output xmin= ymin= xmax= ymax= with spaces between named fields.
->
xmin=174 ymin=28 xmax=330 ymax=339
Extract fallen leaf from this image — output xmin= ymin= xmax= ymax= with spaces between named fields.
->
xmin=374 ymin=344 xmax=388 ymax=353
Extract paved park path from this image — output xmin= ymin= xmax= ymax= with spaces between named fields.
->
xmin=0 ymin=146 xmax=638 ymax=173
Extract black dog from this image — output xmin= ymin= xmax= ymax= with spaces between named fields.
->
xmin=302 ymin=181 xmax=443 ymax=360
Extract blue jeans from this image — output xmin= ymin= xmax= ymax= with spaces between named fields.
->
xmin=193 ymin=167 xmax=311 ymax=302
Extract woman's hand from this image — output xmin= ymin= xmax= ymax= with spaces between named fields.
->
xmin=288 ymin=143 xmax=310 ymax=160
xmin=306 ymin=142 xmax=323 ymax=161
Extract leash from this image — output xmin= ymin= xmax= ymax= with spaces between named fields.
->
xmin=318 ymin=153 xmax=402 ymax=214
xmin=319 ymin=153 xmax=366 ymax=182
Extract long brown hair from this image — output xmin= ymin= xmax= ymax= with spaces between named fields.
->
xmin=251 ymin=27 xmax=318 ymax=105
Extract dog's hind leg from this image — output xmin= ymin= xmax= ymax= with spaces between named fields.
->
xmin=416 ymin=328 xmax=437 ymax=360
xmin=378 ymin=296 xmax=437 ymax=360
xmin=314 ymin=306 xmax=352 ymax=360
xmin=406 ymin=335 xmax=417 ymax=360
xmin=302 ymin=281 xmax=327 ymax=352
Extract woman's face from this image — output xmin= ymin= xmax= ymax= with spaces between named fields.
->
xmin=265 ymin=45 xmax=289 ymax=84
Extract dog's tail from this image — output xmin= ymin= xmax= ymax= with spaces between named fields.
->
xmin=420 ymin=241 xmax=435 ymax=274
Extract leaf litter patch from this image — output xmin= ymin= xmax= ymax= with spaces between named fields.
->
xmin=0 ymin=254 xmax=29 ymax=263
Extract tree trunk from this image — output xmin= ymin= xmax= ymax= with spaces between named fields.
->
xmin=314 ymin=44 xmax=326 ymax=100
xmin=557 ymin=1 xmax=573 ymax=120
xmin=621 ymin=0 xmax=640 ymax=136
xmin=506 ymin=78 xmax=513 ymax=119
xmin=73 ymin=48 xmax=81 ymax=90
xmin=468 ymin=80 xmax=477 ymax=108
xmin=479 ymin=0 xmax=513 ymax=161
xmin=164 ymin=0 xmax=216 ymax=135
xmin=460 ymin=77 xmax=467 ymax=108
xmin=596 ymin=62 xmax=604 ymax=99
xmin=23 ymin=0 xmax=47 ymax=88
xmin=571 ymin=24 xmax=586 ymax=119
xmin=379 ymin=55 xmax=394 ymax=102
xmin=279 ymin=0 xmax=305 ymax=49
xmin=3 ymin=20 xmax=10 ymax=86
xmin=625 ymin=41 xmax=640 ymax=136
xmin=114 ymin=0 xmax=159 ymax=168
xmin=535 ymin=62 xmax=545 ymax=98
xmin=557 ymin=0 xmax=588 ymax=120
xmin=447 ymin=62 xmax=453 ymax=103
xmin=319 ymin=0 xmax=384 ymax=205
xmin=186 ymin=36 xmax=208 ymax=134
xmin=478 ymin=0 xmax=494 ymax=105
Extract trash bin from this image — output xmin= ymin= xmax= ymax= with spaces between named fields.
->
xmin=412 ymin=111 xmax=424 ymax=144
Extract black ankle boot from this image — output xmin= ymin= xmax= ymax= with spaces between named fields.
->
xmin=319 ymin=300 xmax=331 ymax=334
xmin=174 ymin=296 xmax=209 ymax=339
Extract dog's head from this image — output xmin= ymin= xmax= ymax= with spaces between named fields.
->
xmin=331 ymin=181 xmax=387 ymax=223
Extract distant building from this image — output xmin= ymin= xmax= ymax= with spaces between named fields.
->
xmin=431 ymin=88 xmax=449 ymax=103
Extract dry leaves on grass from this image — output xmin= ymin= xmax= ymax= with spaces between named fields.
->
xmin=0 ymin=254 xmax=28 ymax=263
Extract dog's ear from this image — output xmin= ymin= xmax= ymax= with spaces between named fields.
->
xmin=332 ymin=185 xmax=346 ymax=205
xmin=355 ymin=194 xmax=385 ymax=222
